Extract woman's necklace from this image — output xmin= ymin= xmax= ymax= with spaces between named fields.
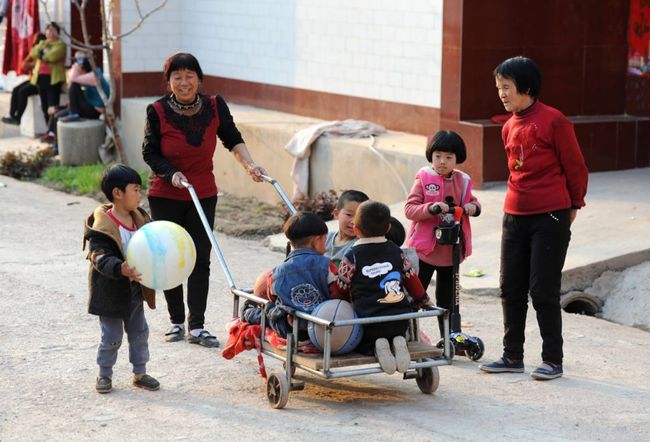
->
xmin=169 ymin=93 xmax=201 ymax=111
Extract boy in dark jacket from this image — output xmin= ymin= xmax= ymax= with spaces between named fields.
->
xmin=332 ymin=201 xmax=431 ymax=374
xmin=83 ymin=164 xmax=159 ymax=394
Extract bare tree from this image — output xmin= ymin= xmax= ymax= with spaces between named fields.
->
xmin=39 ymin=0 xmax=168 ymax=164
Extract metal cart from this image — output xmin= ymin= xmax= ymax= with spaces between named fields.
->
xmin=183 ymin=176 xmax=453 ymax=409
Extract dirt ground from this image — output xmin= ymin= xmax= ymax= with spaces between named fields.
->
xmin=1 ymin=176 xmax=649 ymax=441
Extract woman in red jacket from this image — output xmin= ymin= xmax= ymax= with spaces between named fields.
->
xmin=480 ymin=56 xmax=588 ymax=380
xmin=142 ymin=52 xmax=266 ymax=348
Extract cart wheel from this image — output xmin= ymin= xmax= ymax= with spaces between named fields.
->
xmin=266 ymin=373 xmax=289 ymax=409
xmin=282 ymin=362 xmax=297 ymax=377
xmin=416 ymin=366 xmax=440 ymax=394
xmin=465 ymin=337 xmax=485 ymax=361
xmin=436 ymin=338 xmax=455 ymax=360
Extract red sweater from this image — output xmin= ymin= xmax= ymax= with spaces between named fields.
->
xmin=501 ymin=100 xmax=588 ymax=215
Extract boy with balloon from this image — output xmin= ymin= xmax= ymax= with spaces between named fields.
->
xmin=83 ymin=164 xmax=161 ymax=394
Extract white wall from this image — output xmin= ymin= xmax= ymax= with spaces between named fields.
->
xmin=120 ymin=0 xmax=443 ymax=108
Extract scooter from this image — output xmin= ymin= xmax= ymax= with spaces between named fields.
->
xmin=435 ymin=197 xmax=485 ymax=361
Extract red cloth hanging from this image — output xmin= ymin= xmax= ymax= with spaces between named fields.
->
xmin=2 ymin=0 xmax=40 ymax=74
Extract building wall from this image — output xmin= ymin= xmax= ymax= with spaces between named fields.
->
xmin=120 ymin=0 xmax=444 ymax=109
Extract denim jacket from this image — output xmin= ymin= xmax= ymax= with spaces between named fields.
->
xmin=270 ymin=248 xmax=331 ymax=314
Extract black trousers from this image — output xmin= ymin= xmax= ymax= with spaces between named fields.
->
xmin=9 ymin=80 xmax=38 ymax=120
xmin=417 ymin=262 xmax=454 ymax=337
xmin=500 ymin=210 xmax=571 ymax=365
xmin=148 ymin=195 xmax=217 ymax=330
xmin=68 ymin=82 xmax=100 ymax=118
xmin=47 ymin=83 xmax=100 ymax=135
xmin=36 ymin=75 xmax=62 ymax=124
xmin=356 ymin=320 xmax=409 ymax=355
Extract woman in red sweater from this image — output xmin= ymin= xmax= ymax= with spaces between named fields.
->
xmin=142 ymin=52 xmax=267 ymax=348
xmin=480 ymin=56 xmax=588 ymax=380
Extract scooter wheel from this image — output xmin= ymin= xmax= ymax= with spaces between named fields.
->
xmin=465 ymin=337 xmax=485 ymax=361
xmin=416 ymin=366 xmax=440 ymax=394
xmin=436 ymin=338 xmax=455 ymax=360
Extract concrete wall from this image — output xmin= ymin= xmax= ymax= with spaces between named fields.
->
xmin=121 ymin=97 xmax=428 ymax=205
xmin=120 ymin=0 xmax=443 ymax=108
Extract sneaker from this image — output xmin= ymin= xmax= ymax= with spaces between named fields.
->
xmin=479 ymin=357 xmax=525 ymax=373
xmin=1 ymin=116 xmax=19 ymax=125
xmin=374 ymin=338 xmax=397 ymax=375
xmin=392 ymin=336 xmax=411 ymax=373
xmin=164 ymin=324 xmax=185 ymax=342
xmin=40 ymin=132 xmax=56 ymax=143
xmin=531 ymin=361 xmax=563 ymax=380
xmin=133 ymin=373 xmax=160 ymax=391
xmin=188 ymin=329 xmax=220 ymax=348
xmin=96 ymin=376 xmax=112 ymax=394
xmin=60 ymin=113 xmax=80 ymax=122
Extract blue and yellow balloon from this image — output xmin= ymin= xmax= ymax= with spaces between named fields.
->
xmin=126 ymin=221 xmax=196 ymax=290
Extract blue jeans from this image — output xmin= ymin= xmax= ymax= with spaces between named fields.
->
xmin=500 ymin=210 xmax=571 ymax=365
xmin=97 ymin=284 xmax=150 ymax=377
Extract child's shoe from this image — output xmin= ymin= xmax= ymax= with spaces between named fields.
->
xmin=133 ymin=373 xmax=160 ymax=391
xmin=374 ymin=338 xmax=397 ymax=375
xmin=392 ymin=336 xmax=411 ymax=373
xmin=95 ymin=376 xmax=112 ymax=394
xmin=479 ymin=357 xmax=525 ymax=373
xmin=530 ymin=361 xmax=563 ymax=380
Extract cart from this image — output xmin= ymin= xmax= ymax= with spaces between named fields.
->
xmin=182 ymin=176 xmax=453 ymax=409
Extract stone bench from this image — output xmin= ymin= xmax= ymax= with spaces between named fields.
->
xmin=57 ymin=119 xmax=105 ymax=165
xmin=19 ymin=95 xmax=48 ymax=138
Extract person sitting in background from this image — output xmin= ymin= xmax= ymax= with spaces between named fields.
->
xmin=1 ymin=32 xmax=46 ymax=125
xmin=41 ymin=51 xmax=110 ymax=152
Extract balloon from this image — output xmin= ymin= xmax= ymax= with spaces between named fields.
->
xmin=126 ymin=221 xmax=196 ymax=290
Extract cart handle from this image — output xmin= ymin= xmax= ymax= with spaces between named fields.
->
xmin=259 ymin=174 xmax=297 ymax=215
xmin=180 ymin=179 xmax=236 ymax=289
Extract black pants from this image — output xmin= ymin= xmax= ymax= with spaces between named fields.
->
xmin=9 ymin=80 xmax=38 ymax=120
xmin=36 ymin=75 xmax=62 ymax=124
xmin=148 ymin=195 xmax=217 ymax=330
xmin=417 ymin=262 xmax=454 ymax=337
xmin=356 ymin=320 xmax=409 ymax=355
xmin=68 ymin=82 xmax=100 ymax=118
xmin=47 ymin=83 xmax=100 ymax=135
xmin=500 ymin=210 xmax=571 ymax=365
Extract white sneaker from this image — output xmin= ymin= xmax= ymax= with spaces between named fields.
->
xmin=374 ymin=338 xmax=396 ymax=374
xmin=392 ymin=336 xmax=411 ymax=373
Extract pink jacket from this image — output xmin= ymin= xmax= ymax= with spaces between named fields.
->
xmin=404 ymin=167 xmax=476 ymax=260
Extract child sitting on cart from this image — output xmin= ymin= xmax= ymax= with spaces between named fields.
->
xmin=245 ymin=212 xmax=338 ymax=341
xmin=325 ymin=189 xmax=369 ymax=267
xmin=332 ymin=201 xmax=432 ymax=374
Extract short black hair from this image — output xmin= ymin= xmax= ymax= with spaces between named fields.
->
xmin=385 ymin=216 xmax=406 ymax=246
xmin=283 ymin=211 xmax=328 ymax=247
xmin=46 ymin=22 xmax=60 ymax=34
xmin=101 ymin=164 xmax=142 ymax=202
xmin=336 ymin=189 xmax=369 ymax=210
xmin=493 ymin=56 xmax=542 ymax=99
xmin=33 ymin=33 xmax=46 ymax=45
xmin=164 ymin=52 xmax=204 ymax=81
xmin=354 ymin=200 xmax=391 ymax=237
xmin=426 ymin=130 xmax=467 ymax=164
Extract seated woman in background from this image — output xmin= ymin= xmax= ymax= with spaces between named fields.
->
xmin=1 ymin=32 xmax=46 ymax=126
xmin=42 ymin=51 xmax=110 ymax=152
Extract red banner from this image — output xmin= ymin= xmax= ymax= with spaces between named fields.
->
xmin=628 ymin=0 xmax=650 ymax=76
xmin=2 ymin=0 xmax=41 ymax=74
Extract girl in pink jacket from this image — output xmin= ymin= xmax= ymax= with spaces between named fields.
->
xmin=404 ymin=130 xmax=481 ymax=336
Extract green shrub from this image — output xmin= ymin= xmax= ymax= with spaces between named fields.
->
xmin=40 ymin=163 xmax=148 ymax=195
xmin=0 ymin=148 xmax=54 ymax=179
